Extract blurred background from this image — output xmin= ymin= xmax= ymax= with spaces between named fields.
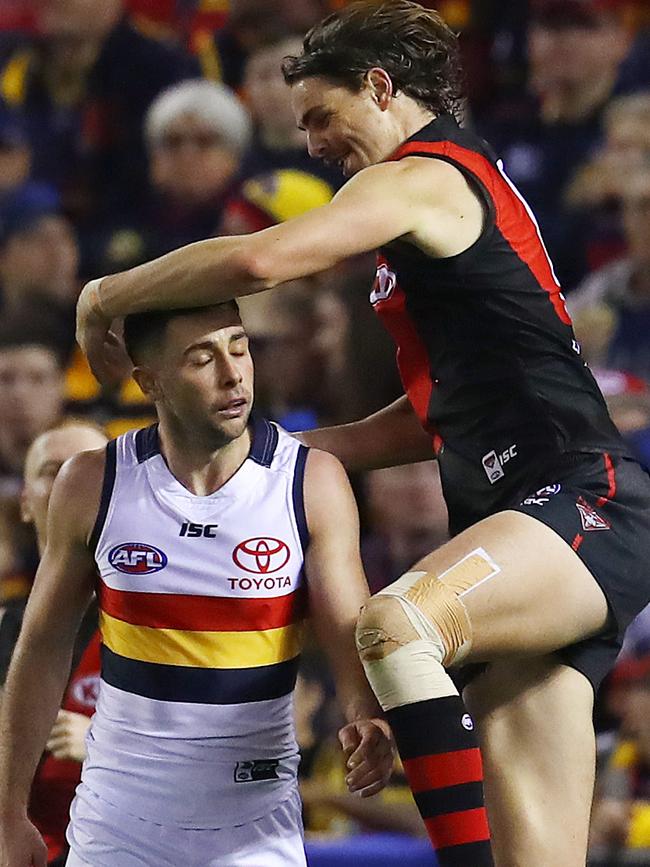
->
xmin=0 ymin=1 xmax=649 ymax=864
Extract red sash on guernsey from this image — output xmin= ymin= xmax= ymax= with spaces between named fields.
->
xmin=28 ymin=631 xmax=101 ymax=862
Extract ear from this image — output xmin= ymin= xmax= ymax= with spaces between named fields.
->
xmin=132 ymin=365 xmax=161 ymax=402
xmin=366 ymin=68 xmax=394 ymax=110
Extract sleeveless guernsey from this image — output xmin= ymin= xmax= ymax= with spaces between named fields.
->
xmin=371 ymin=114 xmax=628 ymax=533
xmin=83 ymin=418 xmax=309 ymax=828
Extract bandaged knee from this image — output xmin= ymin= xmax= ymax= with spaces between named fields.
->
xmin=356 ymin=565 xmax=476 ymax=711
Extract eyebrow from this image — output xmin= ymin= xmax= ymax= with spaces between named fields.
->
xmin=298 ymin=106 xmax=325 ymax=130
xmin=183 ymin=332 xmax=248 ymax=355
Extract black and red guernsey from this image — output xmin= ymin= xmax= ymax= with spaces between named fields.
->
xmin=371 ymin=114 xmax=628 ymax=534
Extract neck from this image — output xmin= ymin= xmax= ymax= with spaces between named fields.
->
xmin=396 ymin=101 xmax=436 ymax=147
xmin=157 ymin=420 xmax=251 ymax=496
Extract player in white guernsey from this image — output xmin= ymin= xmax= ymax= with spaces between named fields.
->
xmin=0 ymin=302 xmax=393 ymax=867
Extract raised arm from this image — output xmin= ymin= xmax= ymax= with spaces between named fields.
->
xmin=297 ymin=395 xmax=435 ymax=472
xmin=77 ymin=156 xmax=479 ymax=383
xmin=302 ymin=448 xmax=393 ymax=797
xmin=0 ymin=450 xmax=104 ymax=867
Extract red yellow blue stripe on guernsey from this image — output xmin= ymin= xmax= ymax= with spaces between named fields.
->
xmin=81 ymin=419 xmax=311 ymax=829
xmin=97 ymin=581 xmax=306 ymax=704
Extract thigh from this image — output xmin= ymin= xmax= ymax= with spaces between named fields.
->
xmin=410 ymin=509 xmax=610 ymax=663
xmin=464 ymin=656 xmax=596 ymax=867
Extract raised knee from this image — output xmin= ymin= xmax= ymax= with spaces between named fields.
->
xmin=355 ymin=595 xmax=419 ymax=662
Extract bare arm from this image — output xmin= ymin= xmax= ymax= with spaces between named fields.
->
xmin=303 ymin=448 xmax=393 ymax=796
xmin=0 ymin=450 xmax=103 ymax=862
xmin=297 ymin=395 xmax=435 ymax=472
xmin=77 ymin=157 xmax=481 ymax=383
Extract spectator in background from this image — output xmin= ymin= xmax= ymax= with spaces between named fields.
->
xmin=0 ymin=108 xmax=31 ymax=202
xmin=0 ymin=328 xmax=65 ymax=604
xmin=0 ymin=333 xmax=64 ymax=483
xmin=200 ymin=0 xmax=328 ymax=92
xmin=568 ymin=168 xmax=650 ymax=380
xmin=0 ymin=0 xmax=199 ymax=271
xmin=144 ymin=79 xmax=251 ymax=257
xmin=590 ymin=655 xmax=650 ymax=858
xmin=239 ymin=37 xmax=342 ymax=188
xmin=480 ymin=0 xmax=634 ymax=289
xmin=361 ymin=462 xmax=448 ymax=594
xmin=0 ymin=420 xmax=107 ymax=866
xmin=0 ymin=186 xmax=79 ymax=356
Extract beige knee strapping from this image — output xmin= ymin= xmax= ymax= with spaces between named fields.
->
xmin=359 ymin=547 xmax=501 ymax=668
xmin=355 ymin=548 xmax=500 ymax=711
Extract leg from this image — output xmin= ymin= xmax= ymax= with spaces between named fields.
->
xmin=464 ymin=656 xmax=596 ymax=867
xmin=356 ymin=510 xmax=608 ymax=864
xmin=409 ymin=510 xmax=610 ymax=662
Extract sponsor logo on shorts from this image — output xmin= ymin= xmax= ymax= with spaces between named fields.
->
xmin=234 ymin=759 xmax=280 ymax=783
xmin=232 ymin=537 xmax=291 ymax=574
xmin=522 ymin=483 xmax=562 ymax=506
xmin=482 ymin=444 xmax=517 ymax=484
xmin=108 ymin=542 xmax=168 ymax=574
xmin=575 ymin=497 xmax=610 ymax=532
xmin=461 ymin=713 xmax=474 ymax=731
xmin=370 ymin=263 xmax=397 ymax=305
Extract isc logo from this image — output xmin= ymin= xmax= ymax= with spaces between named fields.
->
xmin=109 ymin=542 xmax=168 ymax=574
xmin=179 ymin=522 xmax=219 ymax=538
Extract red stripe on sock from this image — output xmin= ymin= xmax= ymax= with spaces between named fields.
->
xmin=425 ymin=807 xmax=491 ymax=849
xmin=403 ymin=748 xmax=484 ymax=793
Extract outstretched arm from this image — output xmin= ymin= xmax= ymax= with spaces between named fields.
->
xmin=303 ymin=448 xmax=394 ymax=797
xmin=77 ymin=156 xmax=476 ymax=383
xmin=0 ymin=450 xmax=103 ymax=866
xmin=297 ymin=395 xmax=436 ymax=472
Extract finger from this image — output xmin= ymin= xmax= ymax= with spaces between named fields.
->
xmin=347 ymin=729 xmax=386 ymax=768
xmin=338 ymin=724 xmax=361 ymax=761
xmin=359 ymin=779 xmax=387 ymax=798
xmin=346 ymin=766 xmax=385 ymax=793
xmin=346 ymin=752 xmax=393 ymax=790
xmin=45 ymin=733 xmax=68 ymax=753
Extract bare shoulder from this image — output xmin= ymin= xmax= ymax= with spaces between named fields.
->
xmin=343 ymin=157 xmax=472 ymax=201
xmin=303 ymin=448 xmax=358 ymax=531
xmin=48 ymin=446 xmax=107 ymax=544
xmin=304 ymin=447 xmax=350 ymax=490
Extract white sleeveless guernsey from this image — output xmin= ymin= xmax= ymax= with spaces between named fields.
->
xmin=84 ymin=419 xmax=309 ymax=829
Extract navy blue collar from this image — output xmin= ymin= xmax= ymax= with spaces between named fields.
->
xmin=135 ymin=416 xmax=278 ymax=468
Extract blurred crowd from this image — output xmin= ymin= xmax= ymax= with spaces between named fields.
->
xmin=0 ymin=0 xmax=649 ymax=862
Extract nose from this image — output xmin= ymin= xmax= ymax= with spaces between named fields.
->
xmin=216 ymin=355 xmax=242 ymax=389
xmin=306 ymin=131 xmax=326 ymax=160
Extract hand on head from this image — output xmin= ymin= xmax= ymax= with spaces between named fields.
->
xmin=76 ymin=279 xmax=131 ymax=387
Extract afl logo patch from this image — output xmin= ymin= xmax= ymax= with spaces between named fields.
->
xmin=232 ymin=537 xmax=290 ymax=574
xmin=109 ymin=542 xmax=168 ymax=574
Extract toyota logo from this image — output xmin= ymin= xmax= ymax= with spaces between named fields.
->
xmin=232 ymin=537 xmax=290 ymax=574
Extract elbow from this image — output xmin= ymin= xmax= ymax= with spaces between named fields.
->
xmin=232 ymin=242 xmax=284 ymax=292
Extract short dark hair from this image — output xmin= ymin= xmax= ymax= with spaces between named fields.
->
xmin=123 ymin=301 xmax=240 ymax=365
xmin=282 ymin=0 xmax=463 ymax=116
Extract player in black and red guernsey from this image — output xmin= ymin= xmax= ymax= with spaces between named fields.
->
xmin=74 ymin=2 xmax=650 ymax=865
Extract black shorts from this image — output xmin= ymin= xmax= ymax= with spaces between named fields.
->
xmin=457 ymin=452 xmax=650 ymax=693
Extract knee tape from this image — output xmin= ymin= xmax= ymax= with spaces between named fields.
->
xmin=376 ymin=547 xmax=500 ymax=668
